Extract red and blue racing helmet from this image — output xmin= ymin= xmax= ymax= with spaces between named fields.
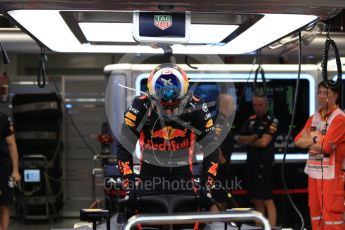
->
xmin=148 ymin=63 xmax=189 ymax=102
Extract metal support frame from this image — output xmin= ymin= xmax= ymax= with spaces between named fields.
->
xmin=124 ymin=210 xmax=271 ymax=230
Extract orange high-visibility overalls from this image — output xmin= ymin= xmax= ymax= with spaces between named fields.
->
xmin=295 ymin=107 xmax=345 ymax=230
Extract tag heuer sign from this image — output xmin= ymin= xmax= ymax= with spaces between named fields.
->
xmin=154 ymin=15 xmax=172 ymax=30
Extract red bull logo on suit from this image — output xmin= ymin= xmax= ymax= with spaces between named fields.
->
xmin=145 ymin=126 xmax=190 ymax=150
xmin=151 ymin=126 xmax=186 ymax=140
xmin=144 ymin=139 xmax=191 ymax=151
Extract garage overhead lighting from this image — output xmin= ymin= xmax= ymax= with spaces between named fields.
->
xmin=7 ymin=10 xmax=318 ymax=54
xmin=79 ymin=22 xmax=238 ymax=44
xmin=79 ymin=22 xmax=135 ymax=43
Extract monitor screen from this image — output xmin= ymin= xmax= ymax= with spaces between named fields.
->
xmin=133 ymin=12 xmax=191 ymax=43
xmin=24 ymin=169 xmax=41 ymax=183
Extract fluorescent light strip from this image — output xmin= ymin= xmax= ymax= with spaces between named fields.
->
xmin=135 ymin=151 xmax=308 ymax=163
xmin=225 ymin=14 xmax=318 ymax=54
xmin=64 ymin=98 xmax=104 ymax=102
xmin=12 ymin=81 xmax=41 ymax=85
xmin=104 ymin=64 xmax=319 ymax=73
xmin=317 ymin=57 xmax=345 ymax=71
xmin=8 ymin=10 xmax=318 ymax=54
xmin=8 ymin=10 xmax=160 ymax=53
xmin=172 ymin=14 xmax=318 ymax=54
xmin=190 ymin=24 xmax=238 ymax=43
xmin=230 ymin=153 xmax=308 ymax=162
xmin=79 ymin=22 xmax=238 ymax=44
xmin=79 ymin=22 xmax=135 ymax=42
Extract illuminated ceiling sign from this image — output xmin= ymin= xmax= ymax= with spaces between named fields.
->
xmin=7 ymin=10 xmax=318 ymax=54
xmin=133 ymin=12 xmax=191 ymax=43
xmin=154 ymin=15 xmax=173 ymax=30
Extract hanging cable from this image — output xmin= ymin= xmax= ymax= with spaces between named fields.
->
xmin=233 ymin=52 xmax=257 ymax=116
xmin=253 ymin=50 xmax=267 ymax=96
xmin=321 ymin=24 xmax=342 ymax=86
xmin=43 ymin=62 xmax=98 ymax=156
xmin=33 ymin=43 xmax=98 ymax=155
xmin=184 ymin=55 xmax=198 ymax=69
xmin=37 ymin=45 xmax=47 ymax=88
xmin=159 ymin=43 xmax=176 ymax=64
xmin=253 ymin=65 xmax=267 ymax=96
xmin=0 ymin=42 xmax=10 ymax=64
xmin=280 ymin=31 xmax=305 ymax=230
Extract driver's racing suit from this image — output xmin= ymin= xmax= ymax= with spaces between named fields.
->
xmin=117 ymin=94 xmax=219 ymax=196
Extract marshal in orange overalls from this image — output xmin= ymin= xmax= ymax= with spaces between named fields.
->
xmin=295 ymin=106 xmax=345 ymax=230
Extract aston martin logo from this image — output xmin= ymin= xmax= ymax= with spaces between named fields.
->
xmin=154 ymin=15 xmax=172 ymax=30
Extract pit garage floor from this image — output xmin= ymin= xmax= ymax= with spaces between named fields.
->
xmin=9 ymin=217 xmax=80 ymax=230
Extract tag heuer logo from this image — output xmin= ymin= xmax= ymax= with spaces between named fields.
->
xmin=154 ymin=15 xmax=172 ymax=30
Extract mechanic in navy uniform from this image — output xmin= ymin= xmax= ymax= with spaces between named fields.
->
xmin=116 ymin=63 xmax=219 ymax=228
xmin=211 ymin=93 xmax=236 ymax=211
xmin=0 ymin=113 xmax=21 ymax=230
xmin=235 ymin=95 xmax=278 ymax=227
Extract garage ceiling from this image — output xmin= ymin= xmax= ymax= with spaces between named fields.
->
xmin=0 ymin=0 xmax=344 ymax=57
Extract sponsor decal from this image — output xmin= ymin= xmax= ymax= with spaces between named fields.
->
xmin=125 ymin=118 xmax=135 ymax=127
xmin=205 ymin=119 xmax=213 ymax=128
xmin=151 ymin=126 xmax=186 ymax=140
xmin=154 ymin=15 xmax=172 ymax=30
xmin=125 ymin=112 xmax=137 ymax=121
xmin=192 ymin=96 xmax=200 ymax=102
xmin=144 ymin=139 xmax=190 ymax=151
xmin=204 ymin=113 xmax=212 ymax=120
xmin=208 ymin=162 xmax=218 ymax=176
xmin=119 ymin=161 xmax=133 ymax=175
xmin=189 ymin=102 xmax=196 ymax=109
xmin=129 ymin=105 xmax=139 ymax=114
xmin=205 ymin=127 xmax=214 ymax=132
xmin=308 ymin=151 xmax=330 ymax=161
xmin=202 ymin=103 xmax=208 ymax=112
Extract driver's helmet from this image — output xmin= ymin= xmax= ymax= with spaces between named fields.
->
xmin=147 ymin=63 xmax=189 ymax=116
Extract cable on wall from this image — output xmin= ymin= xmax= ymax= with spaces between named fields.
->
xmin=280 ymin=31 xmax=305 ymax=230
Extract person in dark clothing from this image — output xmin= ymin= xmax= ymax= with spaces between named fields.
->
xmin=116 ymin=63 xmax=219 ymax=227
xmin=235 ymin=95 xmax=278 ymax=227
xmin=0 ymin=113 xmax=21 ymax=230
xmin=211 ymin=93 xmax=236 ymax=211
